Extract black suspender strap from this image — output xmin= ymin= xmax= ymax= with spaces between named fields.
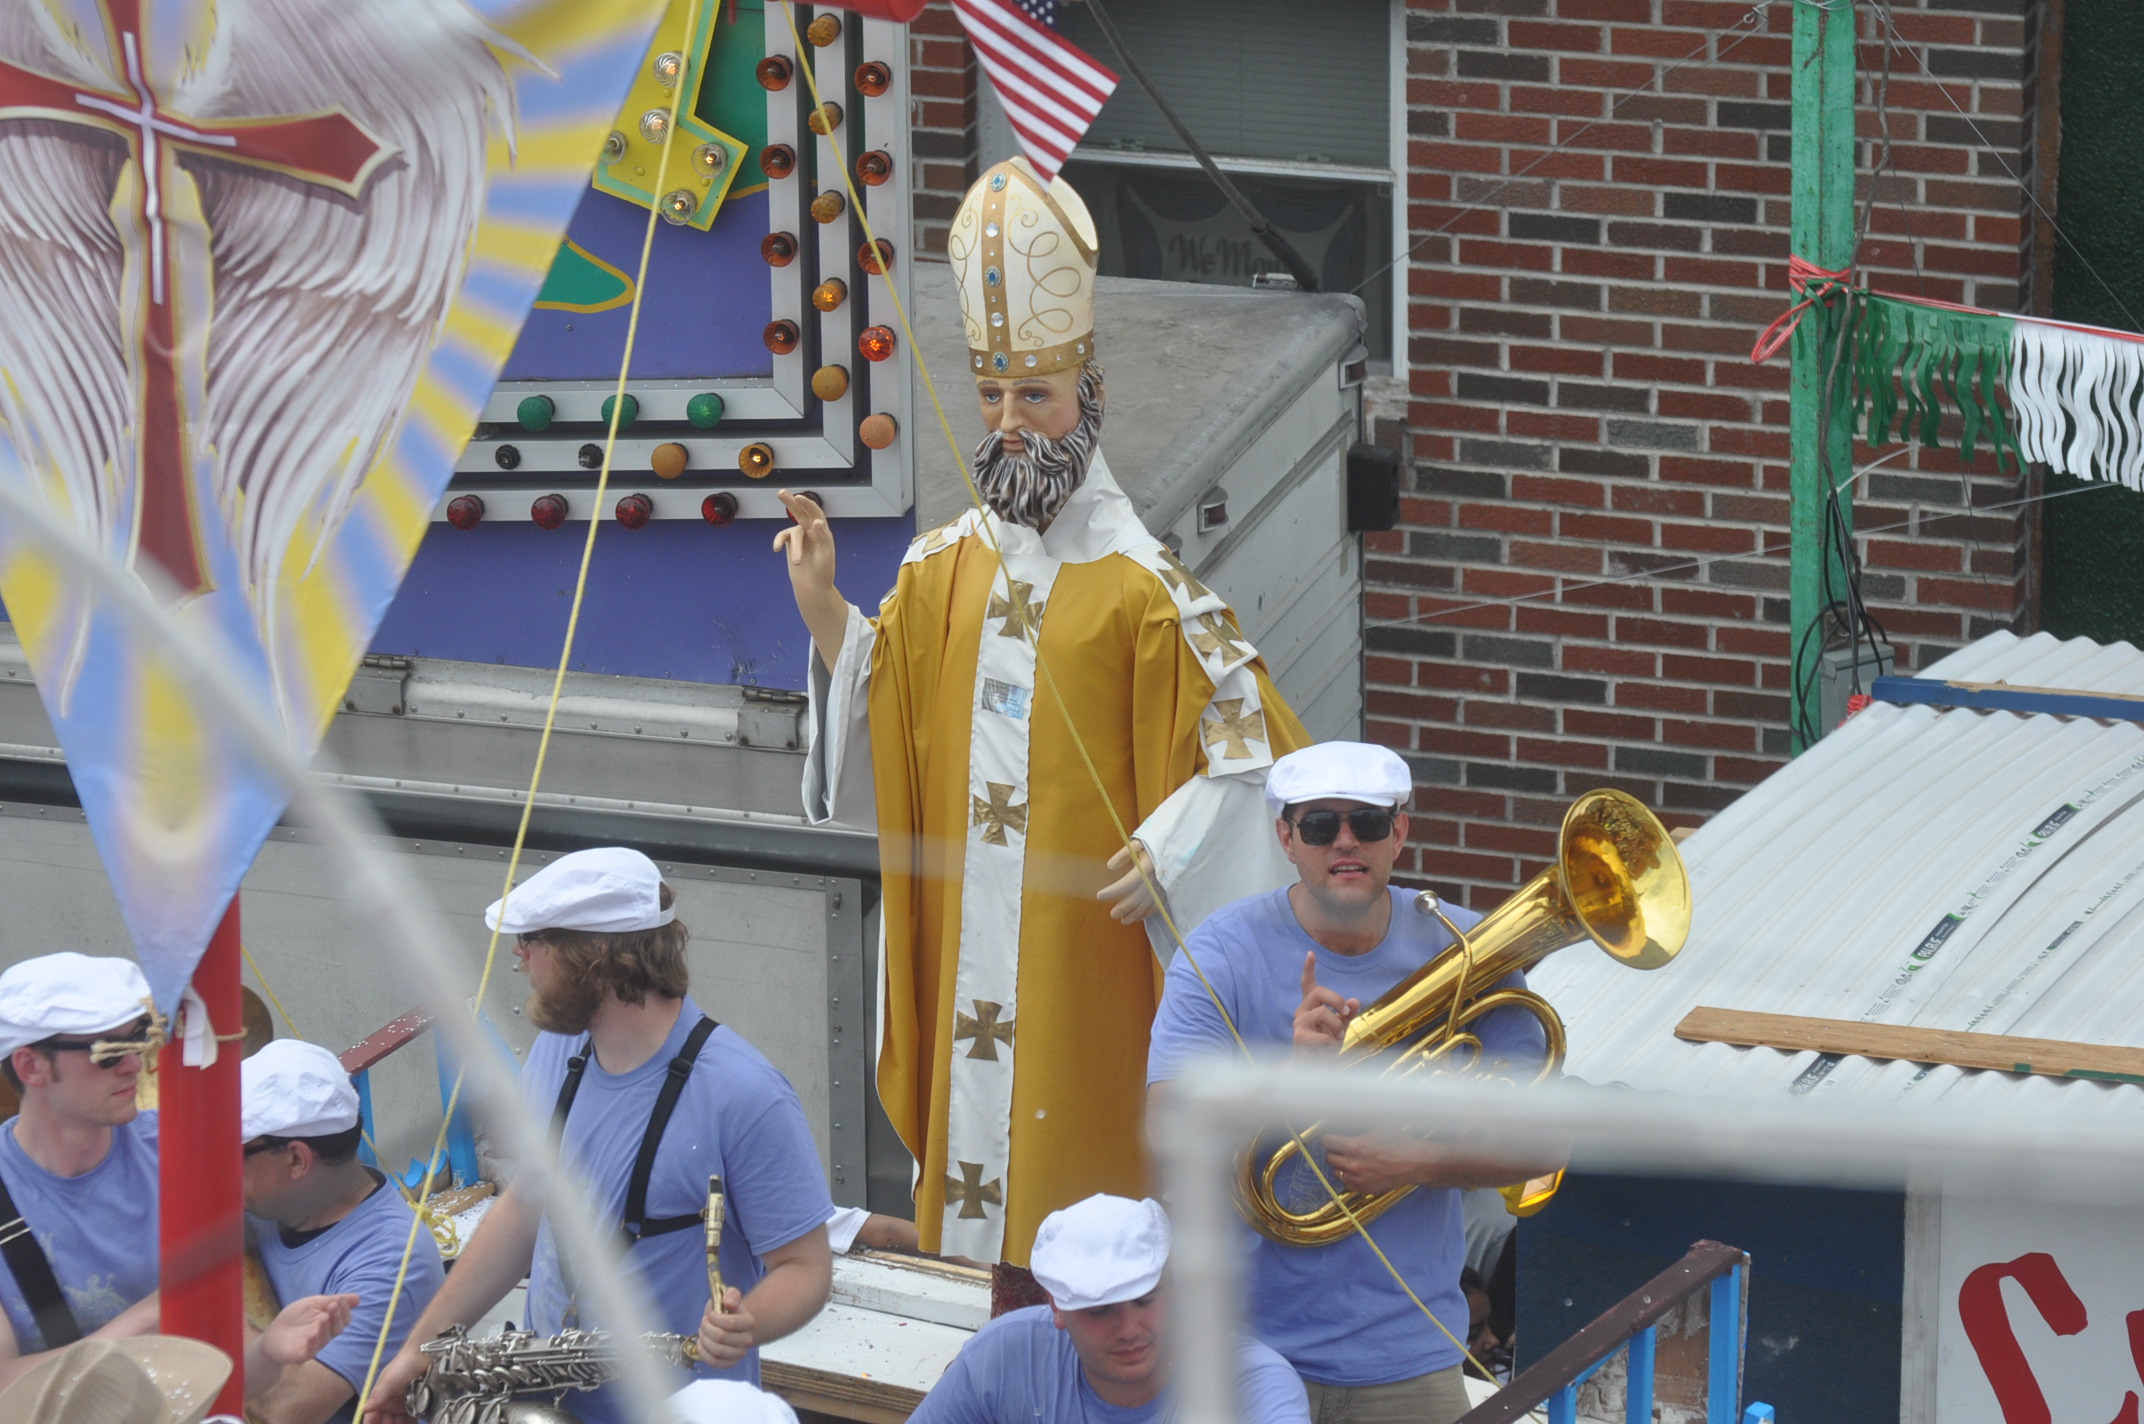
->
xmin=0 ymin=1169 xmax=81 ymax=1349
xmin=550 ymin=1037 xmax=593 ymax=1144
xmin=624 ymin=1015 xmax=720 ymax=1242
xmin=548 ymin=1015 xmax=719 ymax=1246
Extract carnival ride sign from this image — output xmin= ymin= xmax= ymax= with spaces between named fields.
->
xmin=1938 ymin=1191 xmax=2144 ymax=1423
xmin=0 ymin=0 xmax=666 ymax=1007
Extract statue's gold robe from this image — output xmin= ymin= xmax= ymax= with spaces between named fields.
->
xmin=804 ymin=456 xmax=1307 ymax=1262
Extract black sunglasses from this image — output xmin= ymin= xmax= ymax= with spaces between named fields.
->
xmin=1287 ymin=807 xmax=1397 ymax=846
xmin=43 ymin=1017 xmax=158 ymax=1068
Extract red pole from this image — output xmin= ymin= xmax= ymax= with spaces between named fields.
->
xmin=159 ymin=896 xmax=246 ymax=1414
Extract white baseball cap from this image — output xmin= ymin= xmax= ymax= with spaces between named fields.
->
xmin=1029 ymin=1194 xmax=1170 ymax=1312
xmin=1264 ymin=741 xmax=1414 ymax=818
xmin=0 ymin=953 xmax=153 ymax=1058
xmin=484 ymin=847 xmax=676 ymax=935
xmin=241 ymin=1039 xmax=361 ymax=1141
xmin=669 ymin=1380 xmax=800 ymax=1424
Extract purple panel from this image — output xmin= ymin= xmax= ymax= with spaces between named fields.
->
xmin=500 ymin=187 xmax=776 ymax=383
xmin=370 ymin=515 xmax=910 ymax=690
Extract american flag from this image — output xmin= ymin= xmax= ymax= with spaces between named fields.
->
xmin=952 ymin=0 xmax=1118 ymax=183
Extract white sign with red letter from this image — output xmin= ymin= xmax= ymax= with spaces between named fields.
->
xmin=1937 ymin=1192 xmax=2144 ymax=1424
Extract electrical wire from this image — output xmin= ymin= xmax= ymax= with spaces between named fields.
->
xmin=776 ymin=3 xmax=1496 ymax=1374
xmin=1349 ymin=0 xmax=1782 ymax=299
xmin=350 ymin=1 xmax=705 ymax=1409
xmin=1361 ymin=475 xmax=2120 ymax=634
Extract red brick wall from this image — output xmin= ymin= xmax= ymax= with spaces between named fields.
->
xmin=1381 ymin=0 xmax=2041 ymax=906
xmin=909 ymin=0 xmax=979 ymax=257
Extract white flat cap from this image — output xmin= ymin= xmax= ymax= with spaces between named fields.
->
xmin=669 ymin=1380 xmax=800 ymax=1424
xmin=484 ymin=847 xmax=676 ymax=936
xmin=1265 ymin=741 xmax=1414 ymax=818
xmin=0 ymin=953 xmax=152 ymax=1058
xmin=1030 ymin=1194 xmax=1170 ymax=1312
xmin=241 ymin=1039 xmax=361 ymax=1141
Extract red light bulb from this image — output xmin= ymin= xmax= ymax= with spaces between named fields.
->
xmin=446 ymin=494 xmax=484 ymax=530
xmin=615 ymin=493 xmax=653 ymax=529
xmin=702 ymin=492 xmax=740 ymax=526
xmin=858 ymin=325 xmax=896 ymax=362
xmin=854 ymin=62 xmax=891 ymax=97
xmin=858 ymin=238 xmax=894 ymax=275
xmin=755 ymin=56 xmax=792 ymax=91
xmin=530 ymin=494 xmax=568 ymax=529
xmin=764 ymin=319 xmax=800 ymax=355
xmin=762 ymin=232 xmax=797 ymax=267
xmin=855 ymin=150 xmax=892 ymax=187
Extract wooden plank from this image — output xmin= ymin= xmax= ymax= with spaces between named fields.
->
xmin=1870 ymin=676 xmax=2144 ymax=723
xmin=339 ymin=1007 xmax=434 ymax=1074
xmin=1457 ymin=1240 xmax=1746 ymax=1424
xmin=761 ymin=1359 xmax=925 ymax=1422
xmin=1674 ymin=1007 xmax=2144 ymax=1085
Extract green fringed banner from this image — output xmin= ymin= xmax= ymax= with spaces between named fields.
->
xmin=1847 ymin=293 xmax=2023 ymax=472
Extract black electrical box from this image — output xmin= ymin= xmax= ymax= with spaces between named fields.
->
xmin=1347 ymin=441 xmax=1402 ymax=532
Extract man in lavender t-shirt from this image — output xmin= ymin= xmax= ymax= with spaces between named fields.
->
xmin=365 ymin=849 xmax=833 ymax=1424
xmin=1147 ymin=743 xmax=1558 ymax=1424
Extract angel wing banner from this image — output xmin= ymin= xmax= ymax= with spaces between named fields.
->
xmin=0 ymin=0 xmax=667 ymax=1008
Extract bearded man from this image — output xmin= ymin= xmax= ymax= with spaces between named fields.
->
xmin=777 ymin=157 xmax=1309 ymax=1271
xmin=365 ymin=848 xmax=833 ymax=1424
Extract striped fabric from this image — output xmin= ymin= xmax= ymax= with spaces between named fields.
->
xmin=953 ymin=0 xmax=1117 ymax=182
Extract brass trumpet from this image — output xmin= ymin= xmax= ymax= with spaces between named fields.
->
xmin=1237 ymin=789 xmax=1690 ymax=1247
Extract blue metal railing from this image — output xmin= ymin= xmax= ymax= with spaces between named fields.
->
xmin=340 ymin=1005 xmax=489 ymax=1191
xmin=1459 ymin=1240 xmax=1776 ymax=1424
xmin=1542 ymin=1263 xmax=1748 ymax=1424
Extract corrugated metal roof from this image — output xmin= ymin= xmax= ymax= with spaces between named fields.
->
xmin=1530 ymin=630 xmax=2144 ymax=1119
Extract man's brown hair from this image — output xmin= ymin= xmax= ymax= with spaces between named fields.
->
xmin=541 ymin=882 xmax=690 ymax=1006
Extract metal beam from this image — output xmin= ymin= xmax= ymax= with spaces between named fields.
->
xmin=1789 ymin=0 xmax=1859 ymax=749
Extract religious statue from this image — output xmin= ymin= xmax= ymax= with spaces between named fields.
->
xmin=778 ymin=157 xmax=1309 ymax=1266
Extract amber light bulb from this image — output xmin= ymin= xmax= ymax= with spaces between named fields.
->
xmin=855 ymin=150 xmax=892 ymax=187
xmin=759 ymin=144 xmax=796 ymax=180
xmin=854 ymin=61 xmax=891 ymax=97
xmin=859 ymin=413 xmax=898 ymax=450
xmin=755 ymin=56 xmax=792 ymax=91
xmin=858 ymin=239 xmax=895 ymax=276
xmin=807 ymin=102 xmax=843 ymax=137
xmin=810 ymin=191 xmax=846 ymax=224
xmin=812 ymin=365 xmax=851 ymax=401
xmin=763 ymin=319 xmax=800 ymax=355
xmin=738 ymin=443 xmax=777 ymax=479
xmin=812 ymin=278 xmax=848 ymax=312
xmin=762 ymin=232 xmax=798 ymax=267
xmin=858 ymin=325 xmax=896 ymax=362
xmin=806 ymin=13 xmax=841 ymax=45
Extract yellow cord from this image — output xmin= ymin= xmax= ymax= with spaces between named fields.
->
xmin=775 ymin=7 xmax=1488 ymax=1375
xmin=350 ymin=4 xmax=704 ymax=1409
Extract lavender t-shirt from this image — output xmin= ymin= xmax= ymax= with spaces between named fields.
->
xmin=1147 ymin=887 xmax=1546 ymax=1386
xmin=520 ymin=997 xmax=832 ymax=1422
xmin=0 ymin=1111 xmax=159 ymax=1352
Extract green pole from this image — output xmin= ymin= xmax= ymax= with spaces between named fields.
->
xmin=1788 ymin=0 xmax=1858 ymax=751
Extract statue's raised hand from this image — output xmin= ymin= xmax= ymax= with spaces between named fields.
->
xmin=773 ymin=490 xmax=850 ymax=661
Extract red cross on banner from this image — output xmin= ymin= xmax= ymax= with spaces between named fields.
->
xmin=0 ymin=0 xmax=391 ymax=596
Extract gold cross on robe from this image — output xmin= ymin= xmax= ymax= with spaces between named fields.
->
xmin=971 ymin=783 xmax=1029 ymax=845
xmin=1189 ymin=611 xmax=1253 ymax=664
xmin=954 ymin=999 xmax=1016 ymax=1060
xmin=985 ymin=578 xmax=1045 ymax=639
xmin=916 ymin=522 xmax=960 ymax=556
xmin=1200 ymin=698 xmax=1268 ymax=760
xmin=1154 ymin=548 xmax=1214 ymax=603
xmin=945 ymin=1161 xmax=1004 ymax=1220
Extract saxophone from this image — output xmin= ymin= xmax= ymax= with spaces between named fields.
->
xmin=409 ymin=1178 xmax=729 ymax=1422
xmin=405 ymin=1324 xmax=699 ymax=1424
